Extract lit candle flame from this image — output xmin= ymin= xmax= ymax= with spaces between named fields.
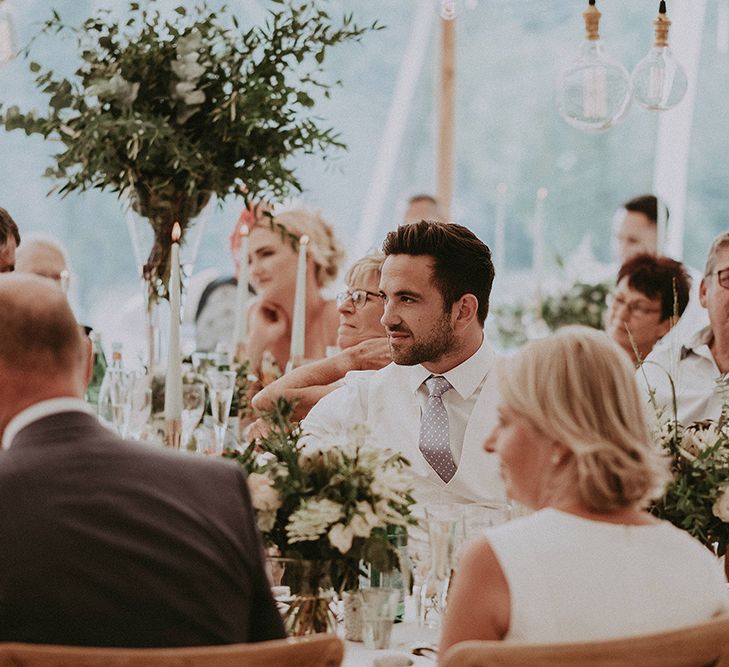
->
xmin=171 ymin=222 xmax=181 ymax=242
xmin=300 ymin=234 xmax=310 ymax=246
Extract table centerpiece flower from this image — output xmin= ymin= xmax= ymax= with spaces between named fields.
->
xmin=0 ymin=0 xmax=378 ymax=304
xmin=647 ymin=374 xmax=729 ymax=558
xmin=227 ymin=399 xmax=416 ymax=636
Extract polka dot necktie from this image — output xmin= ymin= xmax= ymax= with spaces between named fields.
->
xmin=418 ymin=375 xmax=457 ymax=483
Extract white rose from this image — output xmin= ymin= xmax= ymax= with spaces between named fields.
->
xmin=247 ymin=473 xmax=282 ymax=512
xmin=329 ymin=522 xmax=355 ymax=554
xmin=713 ymin=487 xmax=729 ymax=522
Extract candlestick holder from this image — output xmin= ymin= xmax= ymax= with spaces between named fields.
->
xmin=165 ymin=419 xmax=182 ymax=449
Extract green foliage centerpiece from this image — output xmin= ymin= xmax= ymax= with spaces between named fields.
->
xmin=0 ymin=0 xmax=377 ymax=302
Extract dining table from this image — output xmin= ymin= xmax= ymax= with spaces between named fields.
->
xmin=341 ymin=596 xmax=439 ymax=667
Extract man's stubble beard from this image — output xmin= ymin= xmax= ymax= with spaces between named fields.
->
xmin=389 ymin=313 xmax=458 ymax=366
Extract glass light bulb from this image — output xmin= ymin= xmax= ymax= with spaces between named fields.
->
xmin=558 ymin=40 xmax=632 ymax=132
xmin=439 ymin=0 xmax=460 ymax=21
xmin=631 ymin=46 xmax=688 ymax=110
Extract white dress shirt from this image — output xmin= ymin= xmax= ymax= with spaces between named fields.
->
xmin=407 ymin=339 xmax=489 ymax=465
xmin=637 ymin=326 xmax=725 ymax=424
xmin=301 ymin=335 xmax=505 ymax=506
xmin=2 ymin=398 xmax=94 ymax=450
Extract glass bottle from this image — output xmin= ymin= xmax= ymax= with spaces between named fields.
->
xmin=84 ymin=331 xmax=107 ymax=406
xmin=97 ymin=342 xmax=129 ymax=435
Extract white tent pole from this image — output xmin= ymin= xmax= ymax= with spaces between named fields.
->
xmin=353 ymin=4 xmax=435 ymax=259
xmin=652 ymin=0 xmax=706 ymax=260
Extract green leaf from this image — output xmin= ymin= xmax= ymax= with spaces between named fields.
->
xmin=174 ymin=6 xmax=186 ymax=16
xmin=29 ymin=61 xmax=42 ymax=73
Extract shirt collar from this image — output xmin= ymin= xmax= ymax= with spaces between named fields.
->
xmin=2 ymin=397 xmax=94 ymax=450
xmin=680 ymin=326 xmax=714 ymax=361
xmin=407 ymin=334 xmax=494 ymax=399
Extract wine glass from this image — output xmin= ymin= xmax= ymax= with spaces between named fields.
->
xmin=123 ymin=372 xmax=153 ymax=440
xmin=205 ymin=369 xmax=236 ymax=454
xmin=98 ymin=369 xmax=132 ymax=436
xmin=182 ymin=381 xmax=206 ymax=451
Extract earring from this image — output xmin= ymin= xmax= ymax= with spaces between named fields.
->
xmin=551 ymin=453 xmax=561 ymax=465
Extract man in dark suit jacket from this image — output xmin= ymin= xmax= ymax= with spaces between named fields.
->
xmin=0 ymin=274 xmax=286 ymax=647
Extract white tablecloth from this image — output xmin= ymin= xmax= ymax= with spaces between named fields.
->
xmin=343 ymin=620 xmax=437 ymax=667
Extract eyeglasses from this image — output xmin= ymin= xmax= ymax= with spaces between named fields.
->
xmin=607 ymin=293 xmax=662 ymax=317
xmin=335 ymin=289 xmax=382 ymax=310
xmin=707 ymin=268 xmax=729 ymax=289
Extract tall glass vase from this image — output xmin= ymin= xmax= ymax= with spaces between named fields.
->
xmin=124 ymin=193 xmax=213 ymax=372
xmin=269 ymin=558 xmax=338 ymax=636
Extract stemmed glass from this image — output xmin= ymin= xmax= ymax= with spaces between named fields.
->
xmin=419 ymin=505 xmax=464 ymax=629
xmin=182 ymin=381 xmax=206 ymax=451
xmin=98 ymin=369 xmax=132 ymax=436
xmin=123 ymin=372 xmax=153 ymax=440
xmin=205 ymin=369 xmax=236 ymax=454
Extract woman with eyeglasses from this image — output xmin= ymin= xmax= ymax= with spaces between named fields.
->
xmin=232 ymin=206 xmax=344 ymax=379
xmin=251 ymin=251 xmax=390 ymax=420
xmin=604 ymin=253 xmax=690 ymax=364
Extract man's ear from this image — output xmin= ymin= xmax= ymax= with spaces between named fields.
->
xmin=452 ymin=293 xmax=479 ymax=330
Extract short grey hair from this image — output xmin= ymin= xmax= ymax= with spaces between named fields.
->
xmin=704 ymin=231 xmax=729 ymax=277
xmin=344 ymin=251 xmax=386 ymax=288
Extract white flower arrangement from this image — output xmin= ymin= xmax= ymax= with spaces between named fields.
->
xmin=227 ymin=400 xmax=415 ymax=591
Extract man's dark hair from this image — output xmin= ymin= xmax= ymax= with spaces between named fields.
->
xmin=382 ymin=220 xmax=494 ymax=325
xmin=0 ymin=207 xmax=20 ymax=247
xmin=617 ymin=253 xmax=690 ymax=322
xmin=623 ymin=194 xmax=669 ymax=227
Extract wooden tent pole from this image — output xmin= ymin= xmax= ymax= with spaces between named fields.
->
xmin=437 ymin=16 xmax=456 ymax=220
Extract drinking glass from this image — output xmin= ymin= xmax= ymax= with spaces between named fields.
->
xmin=98 ymin=369 xmax=132 ymax=436
xmin=205 ymin=369 xmax=236 ymax=454
xmin=462 ymin=502 xmax=512 ymax=539
xmin=123 ymin=372 xmax=153 ymax=440
xmin=182 ymin=381 xmax=206 ymax=451
xmin=360 ymin=588 xmax=400 ymax=649
xmin=419 ymin=505 xmax=463 ymax=629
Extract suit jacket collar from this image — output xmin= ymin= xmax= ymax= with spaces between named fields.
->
xmin=3 ymin=398 xmax=96 ymax=450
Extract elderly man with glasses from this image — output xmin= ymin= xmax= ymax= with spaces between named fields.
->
xmin=606 ymin=254 xmax=690 ymax=365
xmin=637 ymin=231 xmax=729 ymax=424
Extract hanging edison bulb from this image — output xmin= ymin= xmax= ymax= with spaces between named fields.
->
xmin=631 ymin=1 xmax=688 ymax=111
xmin=557 ymin=0 xmax=631 ymax=132
xmin=439 ymin=0 xmax=460 ymax=21
xmin=0 ymin=0 xmax=16 ymax=65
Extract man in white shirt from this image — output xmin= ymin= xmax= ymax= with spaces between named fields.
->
xmin=302 ymin=220 xmax=505 ymax=506
xmin=638 ymin=231 xmax=729 ymax=424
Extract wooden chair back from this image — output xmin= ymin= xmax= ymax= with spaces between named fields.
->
xmin=441 ymin=613 xmax=729 ymax=667
xmin=0 ymin=633 xmax=343 ymax=667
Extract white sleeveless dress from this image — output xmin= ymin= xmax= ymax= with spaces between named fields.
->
xmin=485 ymin=508 xmax=729 ymax=643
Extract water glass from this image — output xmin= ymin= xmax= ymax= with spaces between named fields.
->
xmin=361 ymin=588 xmax=400 ymax=650
xmin=205 ymin=369 xmax=236 ymax=454
xmin=98 ymin=368 xmax=132 ymax=436
xmin=181 ymin=381 xmax=206 ymax=450
xmin=462 ymin=502 xmax=512 ymax=539
xmin=419 ymin=505 xmax=463 ymax=629
xmin=123 ymin=372 xmax=152 ymax=440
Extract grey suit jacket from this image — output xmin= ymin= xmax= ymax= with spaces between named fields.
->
xmin=0 ymin=411 xmax=285 ymax=647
